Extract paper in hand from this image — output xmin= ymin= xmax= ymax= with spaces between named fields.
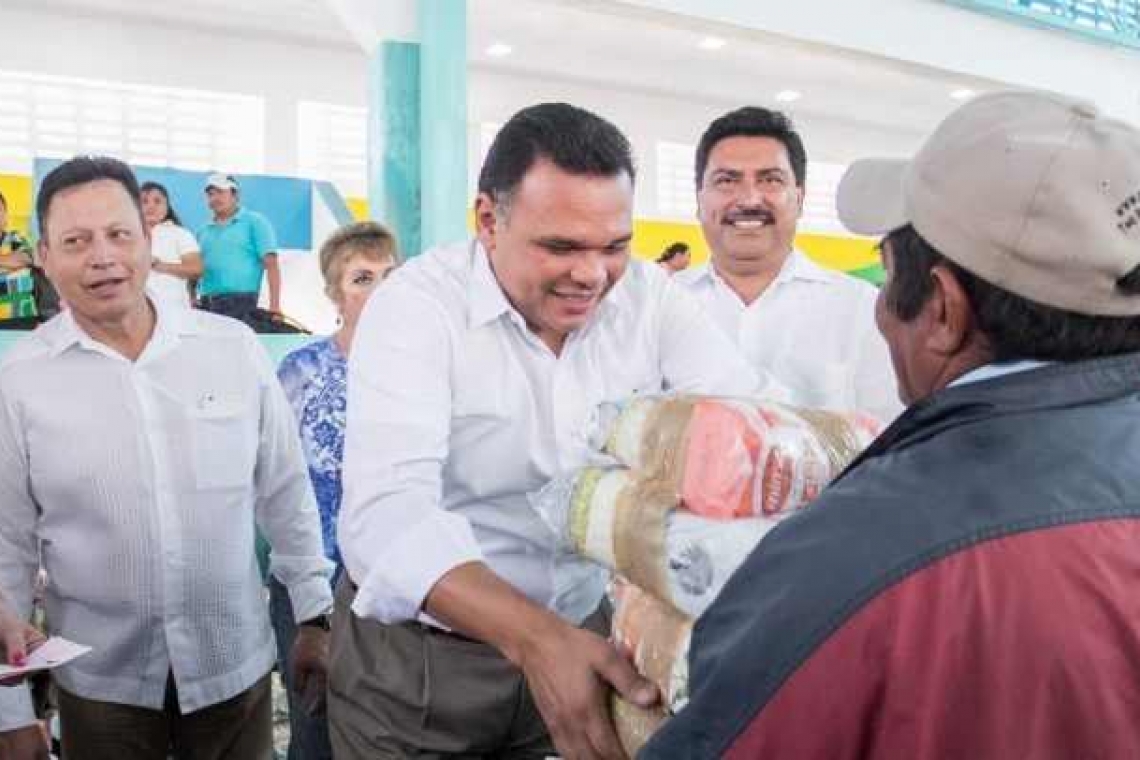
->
xmin=0 ymin=636 xmax=91 ymax=679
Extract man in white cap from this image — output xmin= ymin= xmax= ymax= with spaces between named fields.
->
xmin=196 ymin=173 xmax=281 ymax=323
xmin=642 ymin=90 xmax=1140 ymax=758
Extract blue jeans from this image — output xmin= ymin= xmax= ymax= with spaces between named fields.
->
xmin=269 ymin=577 xmax=333 ymax=760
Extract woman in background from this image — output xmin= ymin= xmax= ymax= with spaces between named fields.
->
xmin=140 ymin=181 xmax=202 ymax=309
xmin=271 ymin=221 xmax=400 ymax=760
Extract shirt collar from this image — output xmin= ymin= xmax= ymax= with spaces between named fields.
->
xmin=466 ymin=239 xmax=621 ymax=331
xmin=949 ymin=359 xmax=1053 ymax=388
xmin=693 ymin=248 xmax=830 ymax=293
xmin=211 ymin=207 xmax=245 ymax=227
xmin=781 ymin=249 xmax=834 ymax=284
xmin=44 ymin=295 xmax=199 ymax=361
xmin=468 ymin=240 xmax=514 ymax=328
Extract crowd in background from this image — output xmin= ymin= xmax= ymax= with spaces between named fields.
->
xmin=2 ymin=89 xmax=1140 ymax=760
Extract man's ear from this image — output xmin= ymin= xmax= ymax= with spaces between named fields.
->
xmin=473 ymin=193 xmax=499 ymax=253
xmin=924 ymin=264 xmax=974 ymax=357
xmin=37 ymin=239 xmax=51 ymax=276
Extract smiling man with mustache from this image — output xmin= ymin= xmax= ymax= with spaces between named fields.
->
xmin=677 ymin=107 xmax=901 ymax=421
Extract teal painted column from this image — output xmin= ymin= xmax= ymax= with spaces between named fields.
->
xmin=369 ymin=41 xmax=421 ymax=258
xmin=418 ymin=0 xmax=468 ymax=250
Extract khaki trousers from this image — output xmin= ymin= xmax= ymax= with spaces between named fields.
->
xmin=57 ymin=673 xmax=272 ymax=760
xmin=329 ymin=577 xmax=608 ymax=759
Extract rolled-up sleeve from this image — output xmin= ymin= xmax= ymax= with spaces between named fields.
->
xmin=0 ymin=383 xmax=41 ymax=732
xmin=657 ymin=277 xmax=790 ymax=401
xmin=249 ymin=334 xmax=334 ymax=623
xmin=340 ymin=283 xmax=482 ymax=624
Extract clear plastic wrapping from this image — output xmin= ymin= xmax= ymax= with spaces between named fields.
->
xmin=532 ymin=467 xmax=777 ymax=617
xmin=600 ymin=395 xmax=881 ymax=519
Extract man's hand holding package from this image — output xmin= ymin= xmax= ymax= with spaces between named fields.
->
xmin=516 ymin=615 xmax=659 ymax=759
xmin=427 ymin=562 xmax=659 ymax=760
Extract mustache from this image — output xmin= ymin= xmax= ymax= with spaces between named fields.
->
xmin=723 ymin=208 xmax=775 ymax=224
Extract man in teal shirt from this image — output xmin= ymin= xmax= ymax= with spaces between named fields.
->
xmin=196 ymin=173 xmax=281 ymax=321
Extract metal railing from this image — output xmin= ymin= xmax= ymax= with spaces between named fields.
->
xmin=945 ymin=0 xmax=1140 ymax=49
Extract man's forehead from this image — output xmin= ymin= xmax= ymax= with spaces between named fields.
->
xmin=48 ymin=180 xmax=138 ymax=223
xmin=707 ymin=135 xmax=793 ymax=170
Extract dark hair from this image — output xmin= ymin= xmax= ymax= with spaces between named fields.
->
xmin=695 ymin=106 xmax=807 ymax=189
xmin=657 ymin=241 xmax=690 ymax=264
xmin=140 ymin=181 xmax=183 ymax=226
xmin=0 ymin=189 xmax=7 ymax=212
xmin=477 ymin=103 xmax=635 ymax=210
xmin=37 ymin=156 xmax=142 ymax=239
xmin=882 ymin=224 xmax=1140 ymax=361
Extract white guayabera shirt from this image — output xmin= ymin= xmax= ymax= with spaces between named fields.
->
xmin=675 ymin=251 xmax=903 ymax=423
xmin=0 ymin=300 xmax=332 ymax=732
xmin=340 ymin=240 xmax=786 ymax=629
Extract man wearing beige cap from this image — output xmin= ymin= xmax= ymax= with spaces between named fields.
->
xmin=643 ymin=90 xmax=1140 ymax=759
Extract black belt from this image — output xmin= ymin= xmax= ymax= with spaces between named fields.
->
xmin=200 ymin=292 xmax=257 ymax=305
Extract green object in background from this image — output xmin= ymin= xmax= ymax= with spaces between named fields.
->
xmin=419 ymin=0 xmax=468 ymax=251
xmin=849 ymin=262 xmax=886 ymax=287
xmin=370 ymin=41 xmax=422 ymax=258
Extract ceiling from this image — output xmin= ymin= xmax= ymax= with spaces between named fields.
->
xmin=10 ymin=0 xmax=1004 ymax=157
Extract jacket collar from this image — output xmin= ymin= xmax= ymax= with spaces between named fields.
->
xmin=841 ymin=352 xmax=1140 ymax=481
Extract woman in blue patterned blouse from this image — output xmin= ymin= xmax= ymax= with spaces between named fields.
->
xmin=270 ymin=221 xmax=399 ymax=760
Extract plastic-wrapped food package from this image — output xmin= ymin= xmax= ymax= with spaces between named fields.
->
xmin=532 ymin=467 xmax=777 ymax=617
xmin=599 ymin=395 xmax=881 ymax=520
xmin=610 ymin=577 xmax=692 ymax=713
xmin=611 ymin=693 xmax=669 ymax=759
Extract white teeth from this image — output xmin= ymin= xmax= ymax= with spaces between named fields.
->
xmin=732 ymin=220 xmax=769 ymax=229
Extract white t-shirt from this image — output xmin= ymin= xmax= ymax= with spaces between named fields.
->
xmin=148 ymin=220 xmax=199 ymax=309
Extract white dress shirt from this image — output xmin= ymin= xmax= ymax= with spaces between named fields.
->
xmin=340 ymin=241 xmax=779 ymax=628
xmin=0 ymin=300 xmax=332 ymax=731
xmin=147 ymin=220 xmax=198 ymax=310
xmin=675 ymin=252 xmax=902 ymax=421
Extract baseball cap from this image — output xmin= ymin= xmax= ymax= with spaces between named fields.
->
xmin=837 ymin=90 xmax=1140 ymax=316
xmin=204 ymin=172 xmax=239 ymax=192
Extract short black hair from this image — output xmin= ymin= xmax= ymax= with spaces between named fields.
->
xmin=477 ymin=103 xmax=635 ymax=209
xmin=695 ymin=106 xmax=807 ymax=190
xmin=140 ymin=180 xmax=182 ymax=227
xmin=657 ymin=241 xmax=690 ymax=263
xmin=882 ymin=224 xmax=1140 ymax=361
xmin=37 ymin=156 xmax=142 ymax=239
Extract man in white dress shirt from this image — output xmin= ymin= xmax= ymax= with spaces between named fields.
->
xmin=677 ymin=106 xmax=901 ymax=421
xmin=330 ymin=103 xmax=779 ymax=759
xmin=0 ymin=157 xmax=333 ymax=760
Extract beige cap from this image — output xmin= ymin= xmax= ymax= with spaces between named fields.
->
xmin=837 ymin=90 xmax=1140 ymax=316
